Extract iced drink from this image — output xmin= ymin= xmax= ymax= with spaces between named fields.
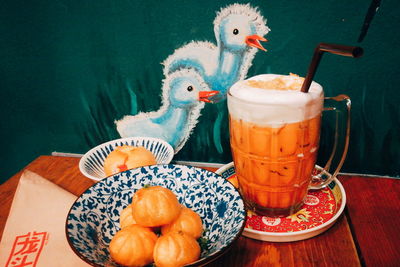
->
xmin=228 ymin=74 xmax=324 ymax=216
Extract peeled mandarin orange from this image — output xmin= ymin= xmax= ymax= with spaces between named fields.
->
xmin=161 ymin=206 xmax=203 ymax=239
xmin=109 ymin=224 xmax=157 ymax=267
xmin=131 ymin=186 xmax=181 ymax=227
xmin=120 ymin=204 xmax=136 ymax=229
xmin=104 ymin=145 xmax=156 ymax=176
xmin=153 ymin=231 xmax=200 ymax=267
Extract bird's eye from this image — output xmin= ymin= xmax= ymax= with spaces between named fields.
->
xmin=233 ymin=29 xmax=239 ymax=35
xmin=187 ymin=86 xmax=193 ymax=92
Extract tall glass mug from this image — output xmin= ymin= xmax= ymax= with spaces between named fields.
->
xmin=227 ymin=74 xmax=350 ymax=217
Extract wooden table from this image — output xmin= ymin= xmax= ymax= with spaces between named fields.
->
xmin=1 ymin=156 xmax=399 ymax=266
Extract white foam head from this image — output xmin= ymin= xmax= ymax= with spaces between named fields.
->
xmin=227 ymin=74 xmax=324 ymax=126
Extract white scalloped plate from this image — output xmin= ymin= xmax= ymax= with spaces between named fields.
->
xmin=216 ymin=162 xmax=346 ymax=242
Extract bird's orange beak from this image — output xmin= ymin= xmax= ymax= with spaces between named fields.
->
xmin=198 ymin=91 xmax=219 ymax=103
xmin=245 ymin=34 xmax=268 ymax=51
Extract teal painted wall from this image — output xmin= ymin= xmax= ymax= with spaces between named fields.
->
xmin=1 ymin=0 xmax=399 ymax=183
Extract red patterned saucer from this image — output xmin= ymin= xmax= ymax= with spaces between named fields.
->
xmin=216 ymin=162 xmax=346 ymax=242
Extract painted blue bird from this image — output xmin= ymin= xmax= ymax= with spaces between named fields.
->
xmin=162 ymin=3 xmax=270 ymax=101
xmin=162 ymin=4 xmax=270 ymax=154
xmin=115 ymin=69 xmax=218 ymax=152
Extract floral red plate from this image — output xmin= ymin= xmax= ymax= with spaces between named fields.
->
xmin=216 ymin=162 xmax=346 ymax=242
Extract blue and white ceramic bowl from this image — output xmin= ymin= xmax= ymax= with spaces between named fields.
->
xmin=79 ymin=137 xmax=174 ymax=181
xmin=66 ymin=164 xmax=246 ymax=266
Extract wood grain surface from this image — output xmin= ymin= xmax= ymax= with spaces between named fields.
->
xmin=208 ymin=214 xmax=359 ymax=266
xmin=340 ymin=175 xmax=400 ymax=267
xmin=4 ymin=156 xmax=398 ymax=266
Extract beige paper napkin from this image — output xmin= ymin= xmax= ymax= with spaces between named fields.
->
xmin=0 ymin=170 xmax=90 ymax=267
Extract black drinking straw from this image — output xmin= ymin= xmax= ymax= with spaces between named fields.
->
xmin=301 ymin=43 xmax=364 ymax=93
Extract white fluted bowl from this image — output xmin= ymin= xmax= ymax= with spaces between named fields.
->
xmin=79 ymin=137 xmax=174 ymax=181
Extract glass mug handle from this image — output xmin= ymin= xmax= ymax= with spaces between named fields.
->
xmin=309 ymin=94 xmax=351 ymax=190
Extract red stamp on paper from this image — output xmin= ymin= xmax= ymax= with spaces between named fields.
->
xmin=5 ymin=231 xmax=48 ymax=267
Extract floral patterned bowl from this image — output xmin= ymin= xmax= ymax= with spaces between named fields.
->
xmin=79 ymin=137 xmax=174 ymax=181
xmin=66 ymin=164 xmax=246 ymax=266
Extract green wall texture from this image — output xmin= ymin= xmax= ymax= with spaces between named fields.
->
xmin=1 ymin=0 xmax=399 ymax=183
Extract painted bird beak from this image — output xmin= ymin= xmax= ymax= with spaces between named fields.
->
xmin=198 ymin=91 xmax=219 ymax=103
xmin=245 ymin=34 xmax=268 ymax=51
